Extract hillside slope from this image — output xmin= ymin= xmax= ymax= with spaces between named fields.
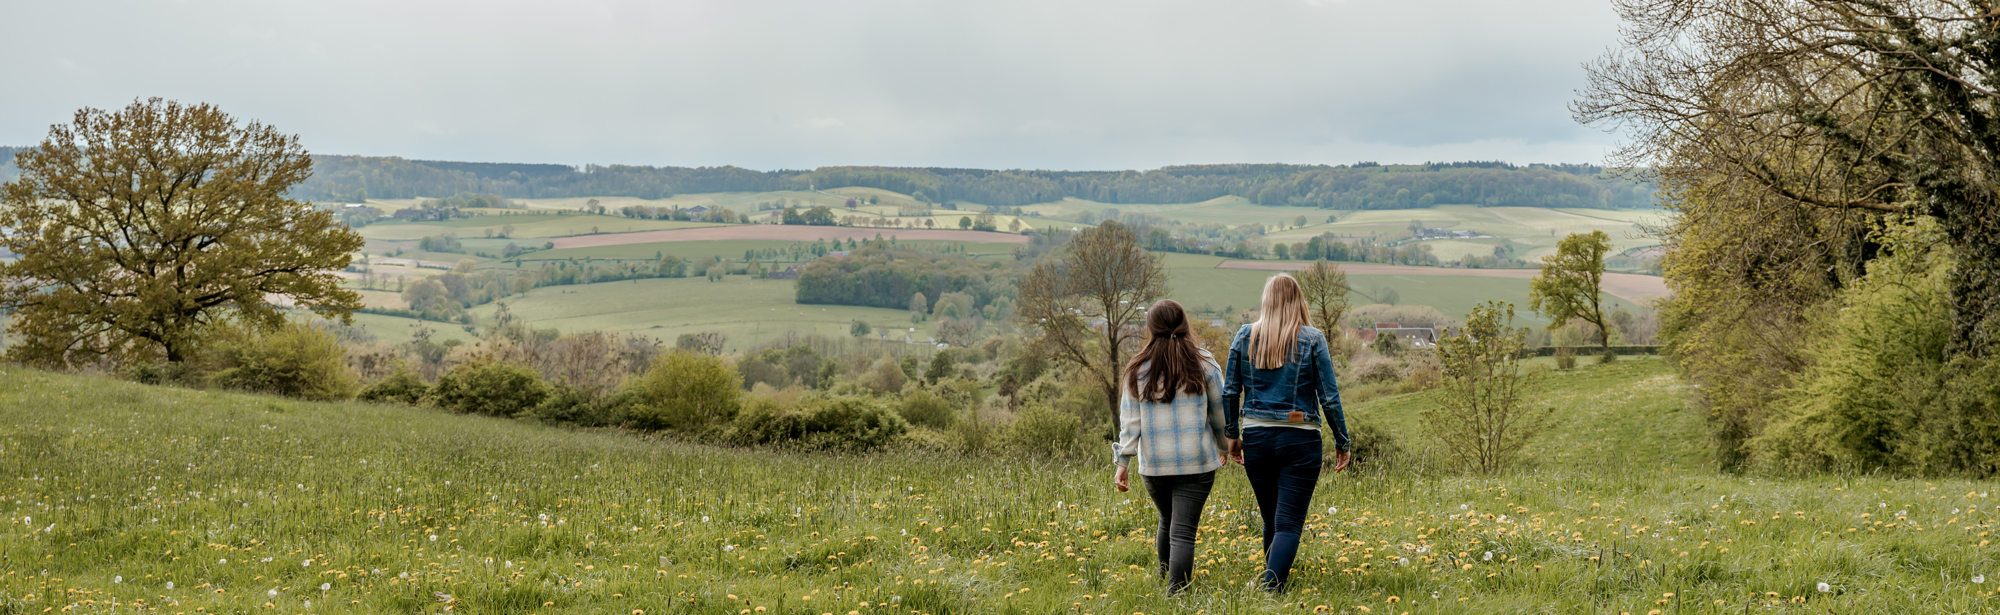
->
xmin=2 ymin=359 xmax=1994 ymax=614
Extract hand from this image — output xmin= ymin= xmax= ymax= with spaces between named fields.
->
xmin=1227 ymin=438 xmax=1244 ymax=465
xmin=1113 ymin=465 xmax=1130 ymax=492
xmin=1332 ymin=450 xmax=1352 ymax=473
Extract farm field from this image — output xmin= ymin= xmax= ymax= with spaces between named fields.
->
xmin=355 ymin=214 xmax=717 ymax=241
xmin=1158 ymin=254 xmax=1648 ymax=326
xmin=6 ymin=358 xmax=1997 ymax=614
xmin=345 ymin=312 xmax=479 ymax=345
xmin=547 ymin=226 xmax=1029 ymax=250
xmin=1214 ymin=260 xmax=1671 ymax=305
xmin=461 ymin=276 xmax=941 ymax=352
xmin=513 ymin=239 xmax=1023 ymax=265
xmin=1272 ymin=205 xmax=1666 ymax=263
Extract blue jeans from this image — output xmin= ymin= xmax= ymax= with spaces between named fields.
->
xmin=1242 ymin=426 xmax=1323 ymax=591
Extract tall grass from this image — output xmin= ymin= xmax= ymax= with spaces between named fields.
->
xmin=0 ymin=358 xmax=1996 ymax=613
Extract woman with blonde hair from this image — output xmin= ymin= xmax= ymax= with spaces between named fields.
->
xmin=1223 ymin=273 xmax=1351 ymax=592
xmin=1112 ymin=299 xmax=1232 ymax=594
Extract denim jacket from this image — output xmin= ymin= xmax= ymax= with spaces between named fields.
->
xmin=1222 ymin=324 xmax=1352 ymax=451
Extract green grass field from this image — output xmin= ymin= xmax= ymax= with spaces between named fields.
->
xmin=358 ymin=215 xmax=718 ymax=241
xmin=511 ymin=240 xmax=1023 ymax=265
xmin=6 ymin=357 xmax=1997 ymax=614
xmin=1275 ymin=206 xmax=1666 ymax=264
xmin=346 ymin=312 xmax=480 ymax=345
xmin=461 ymin=276 xmax=941 ymax=352
xmin=1158 ymin=254 xmax=1642 ymax=326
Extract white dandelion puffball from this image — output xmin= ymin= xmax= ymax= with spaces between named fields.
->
xmin=1817 ymin=582 xmax=1831 ymax=593
xmin=1328 ymin=507 xmax=1337 ymax=515
xmin=114 ymin=576 xmax=122 ymax=584
xmin=505 ymin=561 xmax=513 ymax=568
xmin=1483 ymin=552 xmax=1493 ymax=561
xmin=429 ymin=534 xmax=437 ymax=542
xmin=321 ymin=583 xmax=331 ymax=591
xmin=399 ymin=572 xmax=409 ymax=579
xmin=1976 ymin=574 xmax=1987 ymax=584
xmin=165 ymin=582 xmax=174 ymax=590
xmin=303 ymin=559 xmax=312 ymax=567
xmin=268 ymin=589 xmax=279 ymax=598
xmin=219 ymin=559 xmax=228 ymax=564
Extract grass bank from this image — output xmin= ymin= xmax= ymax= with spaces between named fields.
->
xmin=1 ymin=358 xmax=1996 ymax=614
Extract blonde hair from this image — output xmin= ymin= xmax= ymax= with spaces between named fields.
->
xmin=1250 ymin=274 xmax=1310 ymax=369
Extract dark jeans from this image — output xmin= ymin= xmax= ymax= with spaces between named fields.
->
xmin=1242 ymin=426 xmax=1323 ymax=591
xmin=1140 ymin=471 xmax=1215 ymax=593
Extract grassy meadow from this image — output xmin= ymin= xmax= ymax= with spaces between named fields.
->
xmin=461 ymin=276 xmax=938 ymax=352
xmin=4 ymin=357 xmax=1997 ymax=614
xmin=1158 ymin=254 xmax=1644 ymax=326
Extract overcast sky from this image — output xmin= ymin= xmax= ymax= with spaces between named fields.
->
xmin=0 ymin=0 xmax=1626 ymax=171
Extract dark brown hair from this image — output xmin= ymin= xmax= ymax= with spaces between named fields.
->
xmin=1122 ymin=299 xmax=1209 ymax=403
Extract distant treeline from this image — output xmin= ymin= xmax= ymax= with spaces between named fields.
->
xmin=274 ymin=154 xmax=1655 ymax=209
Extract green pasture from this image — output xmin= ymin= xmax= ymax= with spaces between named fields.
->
xmin=358 ymin=214 xmax=718 ymax=241
xmin=345 ymin=312 xmax=479 ymax=346
xmin=8 ymin=356 xmax=2000 ymax=614
xmin=511 ymin=240 xmax=1023 ymax=265
xmin=1272 ymin=206 xmax=1666 ymax=263
xmin=1158 ymin=254 xmax=1640 ymax=326
xmin=462 ymin=276 xmax=940 ymax=352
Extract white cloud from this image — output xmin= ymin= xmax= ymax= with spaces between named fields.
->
xmin=0 ymin=0 xmax=1625 ymax=169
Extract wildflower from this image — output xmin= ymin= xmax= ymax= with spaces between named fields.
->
xmin=321 ymin=583 xmax=331 ymax=591
xmin=304 ymin=559 xmax=313 ymax=567
xmin=1816 ymin=582 xmax=1830 ymax=593
xmin=399 ymin=572 xmax=409 ymax=579
xmin=268 ymin=589 xmax=279 ymax=598
xmin=1483 ymin=552 xmax=1493 ymax=561
xmin=1328 ymin=507 xmax=1337 ymax=515
xmin=219 ymin=559 xmax=228 ymax=564
xmin=1975 ymin=574 xmax=1986 ymax=584
xmin=165 ymin=582 xmax=174 ymax=590
xmin=429 ymin=534 xmax=438 ymax=542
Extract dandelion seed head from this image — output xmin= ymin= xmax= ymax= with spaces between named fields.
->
xmin=165 ymin=582 xmax=173 ymax=590
xmin=1816 ymin=582 xmax=1830 ymax=593
xmin=321 ymin=583 xmax=331 ymax=591
xmin=268 ymin=589 xmax=279 ymax=598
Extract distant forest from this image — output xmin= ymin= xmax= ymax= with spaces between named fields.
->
xmin=0 ymin=148 xmax=1655 ymax=209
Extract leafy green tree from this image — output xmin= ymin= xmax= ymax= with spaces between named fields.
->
xmin=850 ymin=320 xmax=872 ymax=338
xmin=1017 ymin=220 xmax=1169 ymax=414
xmin=1423 ymin=301 xmax=1546 ymax=474
xmin=958 ymin=216 xmax=973 ymax=230
xmin=0 ymin=99 xmax=362 ymax=367
xmin=1528 ymin=230 xmax=1613 ymax=353
xmin=1295 ymin=260 xmax=1352 ymax=343
xmin=629 ymin=350 xmax=741 ymax=431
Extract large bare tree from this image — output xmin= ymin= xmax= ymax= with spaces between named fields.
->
xmin=1575 ymin=0 xmax=2000 ymax=357
xmin=1017 ymin=221 xmax=1169 ymax=415
xmin=0 ymin=99 xmax=363 ymax=367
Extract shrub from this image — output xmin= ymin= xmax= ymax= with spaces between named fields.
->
xmin=724 ymin=397 xmax=803 ymax=447
xmin=1001 ymin=403 xmax=1083 ymax=457
xmin=1597 ymin=348 xmax=1619 ymax=365
xmin=430 ymin=360 xmax=550 ymax=417
xmin=359 ymin=367 xmax=430 ymax=404
xmin=948 ymin=404 xmax=998 ymax=453
xmin=629 ymin=350 xmax=742 ymax=431
xmin=1423 ymin=301 xmax=1546 ymax=474
xmin=895 ymin=387 xmax=957 ymax=429
xmin=528 ymin=384 xmax=642 ymax=427
xmin=205 ymin=322 xmax=358 ymax=401
xmin=1347 ymin=353 xmax=1402 ymax=382
xmin=1553 ymin=347 xmax=1578 ymax=370
xmin=1339 ymin=421 xmax=1406 ymax=470
xmin=798 ymin=397 xmax=909 ymax=452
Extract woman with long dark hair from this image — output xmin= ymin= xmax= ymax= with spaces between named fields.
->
xmin=1224 ymin=274 xmax=1351 ymax=592
xmin=1111 ymin=299 xmax=1233 ymax=594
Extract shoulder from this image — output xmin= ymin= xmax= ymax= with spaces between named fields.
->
xmin=1234 ymin=324 xmax=1253 ymax=339
xmin=1300 ymin=326 xmax=1327 ymax=343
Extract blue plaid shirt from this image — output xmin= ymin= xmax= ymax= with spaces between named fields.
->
xmin=1113 ymin=354 xmax=1229 ymax=476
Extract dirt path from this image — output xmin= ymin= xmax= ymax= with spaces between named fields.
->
xmin=1214 ymin=261 xmax=1671 ymax=304
xmin=550 ymin=225 xmax=1030 ymax=249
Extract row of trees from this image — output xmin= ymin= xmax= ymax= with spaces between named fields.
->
xmin=1578 ymin=0 xmax=2000 ymax=475
xmin=268 ymin=153 xmax=1657 ymax=209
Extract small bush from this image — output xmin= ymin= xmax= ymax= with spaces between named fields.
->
xmin=896 ymin=387 xmax=957 ymax=429
xmin=1553 ymin=347 xmax=1578 ymax=370
xmin=1001 ymin=403 xmax=1082 ymax=457
xmin=948 ymin=404 xmax=998 ymax=453
xmin=798 ymin=397 xmax=909 ymax=452
xmin=1597 ymin=348 xmax=1619 ymax=365
xmin=726 ymin=397 xmax=805 ymax=447
xmin=528 ymin=384 xmax=642 ymax=427
xmin=205 ymin=322 xmax=358 ymax=401
xmin=1339 ymin=422 xmax=1406 ymax=469
xmin=629 ymin=350 xmax=742 ymax=432
xmin=359 ymin=367 xmax=430 ymax=405
xmin=1348 ymin=353 xmax=1402 ymax=382
xmin=430 ymin=360 xmax=550 ymax=417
